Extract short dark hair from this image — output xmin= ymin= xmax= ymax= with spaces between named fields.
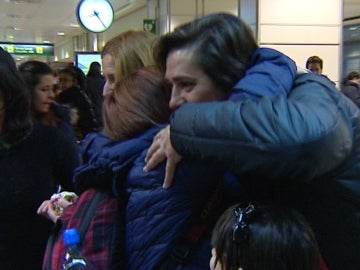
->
xmin=306 ymin=56 xmax=323 ymax=69
xmin=0 ymin=47 xmax=32 ymax=144
xmin=345 ymin=70 xmax=360 ymax=81
xmin=103 ymin=66 xmax=171 ymax=141
xmin=212 ymin=203 xmax=321 ymax=270
xmin=154 ymin=13 xmax=258 ymax=94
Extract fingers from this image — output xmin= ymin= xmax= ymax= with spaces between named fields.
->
xmin=163 ymin=159 xmax=177 ymax=189
xmin=144 ymin=138 xmax=161 ymax=164
xmin=144 ymin=149 xmax=166 ymax=172
xmin=163 ymin=147 xmax=183 ymax=189
xmin=37 ymin=200 xmax=58 ymax=223
xmin=37 ymin=200 xmax=51 ymax=215
xmin=144 ymin=126 xmax=170 ymax=171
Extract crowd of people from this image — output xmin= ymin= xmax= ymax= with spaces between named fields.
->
xmin=1 ymin=12 xmax=359 ymax=270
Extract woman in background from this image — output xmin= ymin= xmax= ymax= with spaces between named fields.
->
xmin=57 ymin=66 xmax=99 ymax=141
xmin=84 ymin=61 xmax=105 ymax=126
xmin=19 ymin=60 xmax=77 ymax=144
xmin=0 ymin=47 xmax=79 ymax=270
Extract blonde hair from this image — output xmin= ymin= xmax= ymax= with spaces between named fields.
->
xmin=101 ymin=30 xmax=156 ymax=82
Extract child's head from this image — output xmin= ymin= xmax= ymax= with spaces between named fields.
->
xmin=59 ymin=66 xmax=86 ymax=91
xmin=103 ymin=65 xmax=171 ymax=141
xmin=211 ymin=203 xmax=321 ymax=270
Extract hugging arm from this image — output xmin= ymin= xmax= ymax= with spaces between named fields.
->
xmin=170 ymin=74 xmax=355 ymax=180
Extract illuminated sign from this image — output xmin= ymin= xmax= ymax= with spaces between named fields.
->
xmin=0 ymin=43 xmax=54 ymax=56
xmin=143 ymin=19 xmax=156 ymax=35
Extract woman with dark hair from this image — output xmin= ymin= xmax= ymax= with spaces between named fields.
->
xmin=210 ymin=203 xmax=321 ymax=270
xmin=0 ymin=47 xmax=79 ymax=269
xmin=341 ymin=70 xmax=360 ymax=107
xmin=85 ymin=61 xmax=105 ymax=126
xmin=145 ymin=13 xmax=360 ymax=269
xmin=57 ymin=66 xmax=100 ymax=141
xmin=18 ymin=60 xmax=77 ymax=143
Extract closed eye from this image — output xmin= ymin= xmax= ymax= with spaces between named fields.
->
xmin=178 ymin=81 xmax=194 ymax=91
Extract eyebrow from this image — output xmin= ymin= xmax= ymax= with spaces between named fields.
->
xmin=167 ymin=75 xmax=196 ymax=82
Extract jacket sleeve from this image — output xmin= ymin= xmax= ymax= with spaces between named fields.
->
xmin=230 ymin=48 xmax=297 ymax=101
xmin=170 ymin=74 xmax=355 ymax=182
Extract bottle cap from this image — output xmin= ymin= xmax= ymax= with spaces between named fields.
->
xmin=63 ymin=228 xmax=80 ymax=246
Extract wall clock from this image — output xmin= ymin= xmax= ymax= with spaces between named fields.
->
xmin=76 ymin=0 xmax=114 ymax=33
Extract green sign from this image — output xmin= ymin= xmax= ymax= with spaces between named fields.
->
xmin=0 ymin=43 xmax=54 ymax=56
xmin=143 ymin=19 xmax=156 ymax=35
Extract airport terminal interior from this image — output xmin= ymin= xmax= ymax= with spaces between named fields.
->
xmin=1 ymin=1 xmax=360 ymax=269
xmin=0 ymin=0 xmax=359 ymax=83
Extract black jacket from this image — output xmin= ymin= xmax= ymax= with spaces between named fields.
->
xmin=341 ymin=80 xmax=360 ymax=108
xmin=57 ymin=86 xmax=100 ymax=141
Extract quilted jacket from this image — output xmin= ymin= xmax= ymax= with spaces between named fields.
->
xmin=170 ymin=70 xmax=360 ymax=269
xmin=73 ymin=48 xmax=301 ymax=270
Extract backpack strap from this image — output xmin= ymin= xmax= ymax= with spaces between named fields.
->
xmin=78 ymin=191 xmax=106 ymax=240
xmin=45 ymin=219 xmax=63 ymax=270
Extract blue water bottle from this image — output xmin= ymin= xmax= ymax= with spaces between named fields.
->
xmin=61 ymin=228 xmax=88 ymax=270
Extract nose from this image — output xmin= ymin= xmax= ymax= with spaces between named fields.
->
xmin=49 ymin=89 xmax=55 ymax=99
xmin=103 ymin=81 xmax=112 ymax=96
xmin=169 ymin=88 xmax=185 ymax=110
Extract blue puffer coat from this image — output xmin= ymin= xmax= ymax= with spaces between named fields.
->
xmin=170 ymin=67 xmax=360 ymax=268
xmin=74 ymin=48 xmax=299 ymax=270
xmin=74 ymin=127 xmax=224 ymax=270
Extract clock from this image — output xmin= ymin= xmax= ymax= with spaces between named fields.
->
xmin=76 ymin=0 xmax=114 ymax=33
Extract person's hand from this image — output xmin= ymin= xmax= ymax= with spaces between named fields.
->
xmin=37 ymin=192 xmax=77 ymax=223
xmin=144 ymin=125 xmax=182 ymax=188
xmin=37 ymin=200 xmax=59 ymax=223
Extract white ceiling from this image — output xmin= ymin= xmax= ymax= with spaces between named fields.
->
xmin=0 ymin=0 xmax=143 ymax=44
xmin=0 ymin=0 xmax=359 ymax=45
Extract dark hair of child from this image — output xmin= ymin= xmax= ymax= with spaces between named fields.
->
xmin=211 ymin=202 xmax=321 ymax=270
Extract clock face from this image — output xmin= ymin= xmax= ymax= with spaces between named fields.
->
xmin=77 ymin=0 xmax=114 ymax=33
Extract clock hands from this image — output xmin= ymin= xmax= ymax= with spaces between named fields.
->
xmin=93 ymin=10 xmax=106 ymax=29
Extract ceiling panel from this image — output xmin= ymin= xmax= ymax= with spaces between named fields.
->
xmin=0 ymin=0 xmax=137 ymax=44
xmin=0 ymin=0 xmax=359 ymax=44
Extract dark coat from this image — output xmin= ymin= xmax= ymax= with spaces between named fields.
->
xmin=0 ymin=123 xmax=79 ymax=270
xmin=170 ymin=72 xmax=360 ymax=269
xmin=341 ymin=80 xmax=360 ymax=108
xmin=85 ymin=75 xmax=105 ymax=126
xmin=56 ymin=86 xmax=100 ymax=141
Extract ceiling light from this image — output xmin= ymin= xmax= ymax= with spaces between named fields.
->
xmin=57 ymin=32 xmax=65 ymax=36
